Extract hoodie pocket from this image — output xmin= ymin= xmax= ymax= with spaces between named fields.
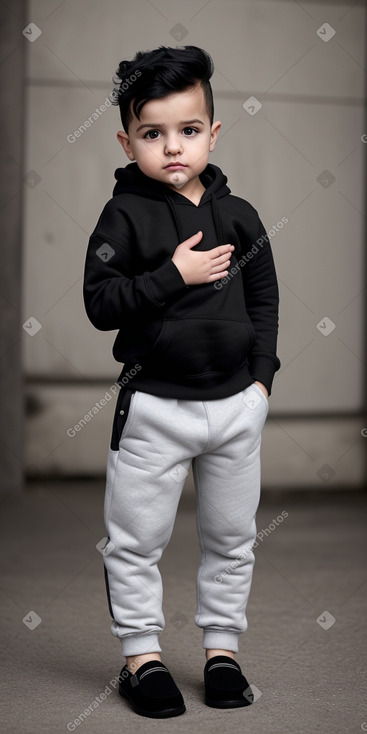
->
xmin=145 ymin=318 xmax=256 ymax=381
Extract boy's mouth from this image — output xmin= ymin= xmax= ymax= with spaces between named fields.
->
xmin=164 ymin=163 xmax=187 ymax=169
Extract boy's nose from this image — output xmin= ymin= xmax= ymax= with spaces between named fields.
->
xmin=164 ymin=136 xmax=184 ymax=155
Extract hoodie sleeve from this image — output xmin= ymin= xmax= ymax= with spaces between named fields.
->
xmin=241 ymin=214 xmax=281 ymax=396
xmin=83 ymin=201 xmax=188 ymax=331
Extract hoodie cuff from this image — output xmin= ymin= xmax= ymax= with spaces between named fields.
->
xmin=146 ymin=257 xmax=189 ymax=306
xmin=249 ymin=355 xmax=280 ymax=397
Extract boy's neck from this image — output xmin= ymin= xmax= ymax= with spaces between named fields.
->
xmin=165 ymin=176 xmax=206 ymax=207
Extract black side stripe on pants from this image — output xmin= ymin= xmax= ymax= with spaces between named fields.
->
xmin=104 ymin=561 xmax=115 ymax=621
xmin=105 ymin=386 xmax=136 ymax=619
xmin=110 ymin=387 xmax=136 ymax=451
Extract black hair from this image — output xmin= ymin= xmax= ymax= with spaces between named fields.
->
xmin=110 ymin=45 xmax=215 ymax=132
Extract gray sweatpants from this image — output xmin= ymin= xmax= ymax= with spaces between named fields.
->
xmin=103 ymin=382 xmax=269 ymax=657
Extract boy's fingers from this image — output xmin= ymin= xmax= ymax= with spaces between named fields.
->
xmin=211 ymin=260 xmax=231 ymax=273
xmin=181 ymin=230 xmax=203 ymax=248
xmin=210 ymin=252 xmax=233 ymax=266
xmin=214 ymin=253 xmax=232 ymax=264
xmin=209 ymin=244 xmax=234 ymax=258
xmin=208 ymin=270 xmax=229 ymax=281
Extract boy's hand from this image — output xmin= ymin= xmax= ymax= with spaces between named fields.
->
xmin=254 ymin=381 xmax=269 ymax=399
xmin=171 ymin=231 xmax=235 ymax=285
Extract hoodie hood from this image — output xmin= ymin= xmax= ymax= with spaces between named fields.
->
xmin=112 ymin=162 xmax=231 ymax=243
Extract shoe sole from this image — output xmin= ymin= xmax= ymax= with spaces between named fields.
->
xmin=205 ymin=695 xmax=252 ymax=708
xmin=119 ymin=687 xmax=186 ymax=718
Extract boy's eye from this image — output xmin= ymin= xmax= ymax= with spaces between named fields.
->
xmin=144 ymin=130 xmax=160 ymax=139
xmin=143 ymin=127 xmax=199 ymax=139
xmin=182 ymin=127 xmax=197 ymax=136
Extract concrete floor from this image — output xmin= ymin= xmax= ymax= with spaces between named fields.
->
xmin=1 ymin=481 xmax=366 ymax=734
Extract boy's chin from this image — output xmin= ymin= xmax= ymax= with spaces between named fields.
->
xmin=167 ymin=171 xmax=190 ymax=190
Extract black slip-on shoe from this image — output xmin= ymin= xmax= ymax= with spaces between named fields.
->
xmin=118 ymin=660 xmax=186 ymax=718
xmin=204 ymin=655 xmax=254 ymax=708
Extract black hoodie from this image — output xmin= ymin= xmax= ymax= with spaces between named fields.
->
xmin=83 ymin=162 xmax=280 ymax=399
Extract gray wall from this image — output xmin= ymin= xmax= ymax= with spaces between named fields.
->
xmin=14 ymin=0 xmax=366 ymax=488
xmin=0 ymin=1 xmax=26 ymax=496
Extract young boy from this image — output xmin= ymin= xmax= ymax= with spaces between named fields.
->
xmin=83 ymin=45 xmax=280 ymax=719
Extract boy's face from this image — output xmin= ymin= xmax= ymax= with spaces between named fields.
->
xmin=117 ymin=82 xmax=221 ymax=195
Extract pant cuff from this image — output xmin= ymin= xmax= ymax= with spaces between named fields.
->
xmin=120 ymin=633 xmax=162 ymax=657
xmin=202 ymin=630 xmax=240 ymax=653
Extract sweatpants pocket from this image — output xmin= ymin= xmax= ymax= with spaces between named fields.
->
xmin=251 ymin=382 xmax=269 ymax=411
xmin=110 ymin=387 xmax=137 ymax=450
xmin=240 ymin=383 xmax=269 ymax=434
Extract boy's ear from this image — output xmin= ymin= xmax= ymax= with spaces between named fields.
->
xmin=209 ymin=120 xmax=221 ymax=151
xmin=117 ymin=130 xmax=135 ymax=160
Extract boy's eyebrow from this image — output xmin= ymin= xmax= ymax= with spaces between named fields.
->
xmin=136 ymin=119 xmax=205 ymax=132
